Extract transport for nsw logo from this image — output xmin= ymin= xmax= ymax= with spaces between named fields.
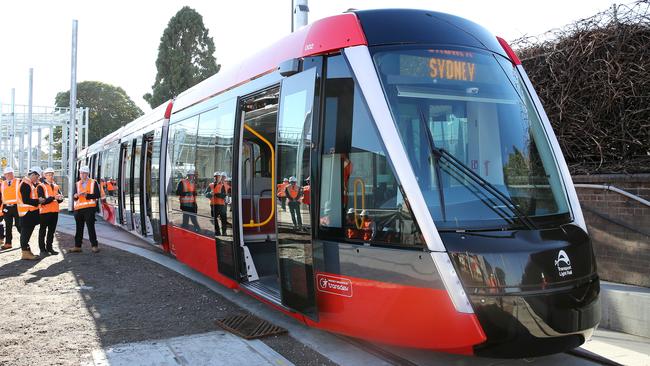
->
xmin=554 ymin=250 xmax=573 ymax=277
xmin=317 ymin=274 xmax=353 ymax=297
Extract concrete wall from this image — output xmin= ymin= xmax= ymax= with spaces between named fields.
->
xmin=573 ymin=174 xmax=650 ymax=288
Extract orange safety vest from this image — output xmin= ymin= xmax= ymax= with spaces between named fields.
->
xmin=17 ymin=181 xmax=39 ymax=217
xmin=39 ymin=181 xmax=60 ymax=214
xmin=287 ymin=185 xmax=300 ymax=200
xmin=276 ymin=183 xmax=287 ymax=198
xmin=0 ymin=179 xmax=20 ymax=204
xmin=107 ymin=181 xmax=115 ymax=191
xmin=74 ymin=179 xmax=97 ymax=211
xmin=361 ymin=219 xmax=374 ymax=241
xmin=179 ymin=179 xmax=196 ymax=204
xmin=209 ymin=182 xmax=226 ymax=205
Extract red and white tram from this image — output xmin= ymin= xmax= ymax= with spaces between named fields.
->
xmin=78 ymin=9 xmax=600 ymax=357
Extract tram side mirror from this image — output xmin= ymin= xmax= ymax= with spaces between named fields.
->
xmin=279 ymin=58 xmax=301 ymax=77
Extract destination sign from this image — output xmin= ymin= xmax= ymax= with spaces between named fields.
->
xmin=428 ymin=57 xmax=477 ymax=81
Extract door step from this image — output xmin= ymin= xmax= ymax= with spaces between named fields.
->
xmin=240 ymin=280 xmax=287 ymax=311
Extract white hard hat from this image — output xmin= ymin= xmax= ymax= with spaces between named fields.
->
xmin=28 ymin=166 xmax=42 ymax=176
xmin=3 ymin=167 xmax=14 ymax=174
xmin=221 ymin=171 xmax=227 ymax=176
xmin=79 ymin=165 xmax=90 ymax=173
xmin=360 ymin=209 xmax=369 ymax=217
xmin=283 ymin=177 xmax=289 ymax=182
xmin=187 ymin=169 xmax=196 ymax=175
xmin=213 ymin=171 xmax=220 ymax=177
xmin=289 ymin=176 xmax=297 ymax=182
xmin=43 ymin=167 xmax=55 ymax=174
xmin=347 ymin=208 xmax=355 ymax=215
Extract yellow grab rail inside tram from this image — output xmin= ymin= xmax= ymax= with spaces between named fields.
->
xmin=243 ymin=123 xmax=275 ymax=228
xmin=353 ymin=178 xmax=365 ymax=229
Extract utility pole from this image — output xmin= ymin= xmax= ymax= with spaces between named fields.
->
xmin=10 ymin=88 xmax=15 ymax=169
xmin=292 ymin=0 xmax=309 ymax=32
xmin=27 ymin=68 xmax=34 ymax=169
xmin=68 ymin=19 xmax=78 ymax=210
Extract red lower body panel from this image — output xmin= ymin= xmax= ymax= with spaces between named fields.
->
xmin=306 ymin=272 xmax=486 ymax=353
xmin=167 ymin=224 xmax=238 ymax=289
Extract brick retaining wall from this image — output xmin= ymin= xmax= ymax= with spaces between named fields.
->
xmin=573 ymin=174 xmax=650 ymax=287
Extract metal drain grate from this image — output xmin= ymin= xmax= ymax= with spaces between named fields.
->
xmin=215 ymin=314 xmax=287 ymax=339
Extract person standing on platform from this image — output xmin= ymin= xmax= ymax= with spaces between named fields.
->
xmin=1 ymin=167 xmax=22 ymax=250
xmin=285 ymin=176 xmax=303 ymax=231
xmin=17 ymin=167 xmax=43 ymax=260
xmin=37 ymin=168 xmax=63 ymax=255
xmin=176 ymin=169 xmax=199 ymax=231
xmin=69 ymin=165 xmax=101 ymax=253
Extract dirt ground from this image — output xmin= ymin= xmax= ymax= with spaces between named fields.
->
xmin=0 ymin=227 xmax=336 ymax=366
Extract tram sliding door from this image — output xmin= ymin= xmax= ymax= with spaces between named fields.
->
xmin=132 ymin=136 xmax=143 ymax=234
xmin=119 ymin=140 xmax=134 ymax=231
xmin=276 ymin=66 xmax=318 ymax=317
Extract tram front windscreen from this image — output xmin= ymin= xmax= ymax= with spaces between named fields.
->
xmin=372 ymin=46 xmax=571 ymax=231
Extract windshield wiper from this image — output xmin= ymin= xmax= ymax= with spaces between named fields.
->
xmin=431 ymin=147 xmax=536 ymax=230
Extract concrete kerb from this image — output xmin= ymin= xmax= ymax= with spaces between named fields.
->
xmin=55 ymin=213 xmax=391 ymax=366
xmin=599 ymin=282 xmax=650 ymax=339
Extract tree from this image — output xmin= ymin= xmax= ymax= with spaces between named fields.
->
xmin=143 ymin=6 xmax=221 ymax=108
xmin=52 ymin=81 xmax=143 ymax=158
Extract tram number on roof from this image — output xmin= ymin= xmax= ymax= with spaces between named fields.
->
xmin=317 ymin=274 xmax=353 ymax=298
xmin=429 ymin=57 xmax=477 ymax=82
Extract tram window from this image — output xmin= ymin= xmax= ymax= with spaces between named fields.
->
xmin=168 ymin=115 xmax=199 ymax=229
xmin=195 ymin=104 xmax=236 ymax=221
xmin=318 ymin=55 xmax=424 ymax=248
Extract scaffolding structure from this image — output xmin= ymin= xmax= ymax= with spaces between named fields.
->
xmin=0 ymin=101 xmax=89 ymax=193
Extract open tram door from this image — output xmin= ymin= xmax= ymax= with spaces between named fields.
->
xmin=225 ymin=63 xmax=319 ymax=318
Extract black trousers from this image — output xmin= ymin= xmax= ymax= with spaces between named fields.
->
xmin=39 ymin=212 xmax=58 ymax=250
xmin=74 ymin=208 xmax=98 ymax=247
xmin=181 ymin=205 xmax=200 ymax=231
xmin=3 ymin=205 xmax=21 ymax=244
xmin=288 ymin=201 xmax=302 ymax=228
xmin=20 ymin=210 xmax=39 ymax=251
xmin=211 ymin=205 xmax=227 ymax=235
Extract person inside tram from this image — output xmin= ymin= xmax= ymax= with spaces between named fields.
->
xmin=277 ymin=177 xmax=289 ymax=212
xmin=176 ymin=169 xmax=200 ymax=231
xmin=107 ymin=178 xmax=116 ymax=196
xmin=345 ymin=208 xmax=361 ymax=240
xmin=285 ymin=176 xmax=303 ymax=231
xmin=359 ymin=209 xmax=377 ymax=242
xmin=206 ymin=171 xmax=228 ymax=236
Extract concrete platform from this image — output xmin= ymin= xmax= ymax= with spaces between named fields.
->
xmin=88 ymin=331 xmax=294 ymax=366
xmin=600 ymin=281 xmax=650 ymax=338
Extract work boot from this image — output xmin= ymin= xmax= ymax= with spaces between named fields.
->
xmin=91 ymin=246 xmax=100 ymax=253
xmin=39 ymin=247 xmax=48 ymax=256
xmin=68 ymin=247 xmax=82 ymax=253
xmin=46 ymin=246 xmax=59 ymax=255
xmin=1 ymin=243 xmax=11 ymax=250
xmin=21 ymin=250 xmax=38 ymax=260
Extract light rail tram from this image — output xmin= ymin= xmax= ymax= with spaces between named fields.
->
xmin=78 ymin=9 xmax=600 ymax=358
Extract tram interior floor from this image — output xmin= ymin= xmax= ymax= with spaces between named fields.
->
xmin=246 ymin=239 xmax=279 ymax=279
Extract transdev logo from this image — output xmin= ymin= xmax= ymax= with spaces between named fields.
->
xmin=317 ymin=274 xmax=353 ymax=298
xmin=554 ymin=250 xmax=573 ymax=277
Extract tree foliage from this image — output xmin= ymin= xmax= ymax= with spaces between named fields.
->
xmin=52 ymin=81 xmax=143 ymax=157
xmin=144 ymin=6 xmax=221 ymax=108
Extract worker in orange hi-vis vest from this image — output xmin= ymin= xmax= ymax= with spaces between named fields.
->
xmin=175 ymin=169 xmax=199 ymax=232
xmin=359 ymin=210 xmax=377 ymax=242
xmin=1 ymin=167 xmax=22 ymax=250
xmin=69 ymin=165 xmax=102 ymax=253
xmin=277 ymin=177 xmax=289 ymax=212
xmin=285 ymin=176 xmax=303 ymax=231
xmin=17 ymin=167 xmax=43 ymax=260
xmin=37 ymin=167 xmax=64 ymax=255
xmin=206 ymin=171 xmax=228 ymax=235
xmin=0 ymin=181 xmax=4 ymax=246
